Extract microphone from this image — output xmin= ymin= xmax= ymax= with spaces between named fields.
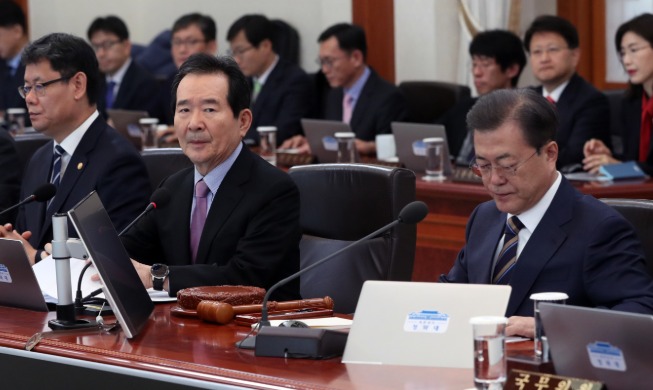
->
xmin=248 ymin=200 xmax=429 ymax=358
xmin=0 ymin=183 xmax=57 ymax=217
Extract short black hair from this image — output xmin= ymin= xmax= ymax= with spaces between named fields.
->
xmin=467 ymin=88 xmax=557 ymax=151
xmin=227 ymin=14 xmax=275 ymax=49
xmin=22 ymin=33 xmax=101 ymax=106
xmin=171 ymin=54 xmax=250 ymax=118
xmin=0 ymin=0 xmax=26 ymax=32
xmin=172 ymin=13 xmax=217 ymax=42
xmin=318 ymin=23 xmax=367 ymax=60
xmin=523 ymin=15 xmax=579 ymax=52
xmin=87 ymin=15 xmax=130 ymax=41
xmin=470 ymin=30 xmax=527 ymax=87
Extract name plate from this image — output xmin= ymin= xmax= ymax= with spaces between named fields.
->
xmin=505 ymin=369 xmax=605 ymax=390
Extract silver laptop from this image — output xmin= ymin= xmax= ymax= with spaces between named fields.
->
xmin=0 ymin=238 xmax=49 ymax=312
xmin=540 ymin=303 xmax=653 ymax=389
xmin=343 ymin=281 xmax=511 ymax=368
xmin=67 ymin=191 xmax=154 ymax=338
xmin=391 ymin=122 xmax=453 ymax=175
xmin=301 ymin=118 xmax=359 ymax=163
xmin=107 ymin=109 xmax=149 ymax=149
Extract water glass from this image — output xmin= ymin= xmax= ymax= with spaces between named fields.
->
xmin=470 ymin=316 xmax=508 ymax=390
xmin=530 ymin=292 xmax=568 ymax=361
xmin=7 ymin=107 xmax=26 ymax=135
xmin=423 ymin=137 xmax=445 ymax=181
xmin=257 ymin=126 xmax=277 ymax=166
xmin=139 ymin=118 xmax=159 ymax=149
xmin=335 ymin=132 xmax=356 ymax=163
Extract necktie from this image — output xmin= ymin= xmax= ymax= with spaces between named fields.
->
xmin=190 ymin=179 xmax=210 ymax=263
xmin=252 ymin=79 xmax=262 ymax=103
xmin=47 ymin=145 xmax=65 ymax=209
xmin=105 ymin=80 xmax=116 ymax=109
xmin=492 ymin=216 xmax=524 ymax=284
xmin=342 ymin=93 xmax=354 ymax=124
xmin=545 ymin=95 xmax=556 ymax=106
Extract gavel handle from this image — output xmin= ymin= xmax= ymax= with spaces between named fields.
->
xmin=232 ymin=296 xmax=334 ymax=315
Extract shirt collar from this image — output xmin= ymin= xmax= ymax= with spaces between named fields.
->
xmin=7 ymin=49 xmax=23 ymax=74
xmin=55 ymin=111 xmax=100 ymax=156
xmin=106 ymin=57 xmax=132 ymax=84
xmin=343 ymin=66 xmax=371 ymax=102
xmin=543 ymin=79 xmax=570 ymax=102
xmin=193 ymin=142 xmax=243 ymax=194
xmin=253 ymin=55 xmax=279 ymax=87
xmin=507 ymin=171 xmax=562 ymax=234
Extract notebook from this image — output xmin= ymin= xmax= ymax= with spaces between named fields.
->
xmin=391 ymin=122 xmax=453 ymax=175
xmin=301 ymin=118 xmax=359 ymax=163
xmin=0 ymin=238 xmax=49 ymax=312
xmin=342 ymin=281 xmax=511 ymax=368
xmin=67 ymin=191 xmax=154 ymax=338
xmin=540 ymin=303 xmax=653 ymax=389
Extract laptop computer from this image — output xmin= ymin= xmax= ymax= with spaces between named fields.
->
xmin=342 ymin=281 xmax=511 ymax=368
xmin=301 ymin=118 xmax=359 ymax=163
xmin=540 ymin=303 xmax=653 ymax=389
xmin=67 ymin=191 xmax=154 ymax=338
xmin=0 ymin=238 xmax=49 ymax=312
xmin=106 ymin=109 xmax=149 ymax=149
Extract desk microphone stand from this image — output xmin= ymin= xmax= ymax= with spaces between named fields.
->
xmin=48 ymin=213 xmax=97 ymax=330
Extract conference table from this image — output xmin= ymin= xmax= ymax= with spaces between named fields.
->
xmin=412 ymin=177 xmax=653 ymax=282
xmin=0 ymin=303 xmax=548 ymax=389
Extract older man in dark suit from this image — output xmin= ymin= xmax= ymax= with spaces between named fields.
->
xmin=121 ymin=54 xmax=301 ymax=300
xmin=0 ymin=33 xmax=151 ymax=264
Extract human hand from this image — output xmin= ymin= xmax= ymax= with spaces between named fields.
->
xmin=1 ymin=223 xmax=37 ymax=264
xmin=582 ymin=153 xmax=621 ymax=174
xmin=280 ymin=135 xmax=311 ymax=154
xmin=131 ymin=259 xmax=154 ymax=289
xmin=583 ymin=138 xmax=611 ymax=157
xmin=506 ymin=316 xmax=535 ymax=338
xmin=354 ymin=139 xmax=376 ymax=155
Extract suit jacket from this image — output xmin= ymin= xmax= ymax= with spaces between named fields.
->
xmin=121 ymin=145 xmax=301 ymax=301
xmin=98 ymin=60 xmax=162 ymax=121
xmin=619 ymin=90 xmax=653 ymax=175
xmin=534 ymin=73 xmax=611 ymax=168
xmin=0 ymin=130 xmax=21 ymax=224
xmin=1 ymin=60 xmax=30 ymax=126
xmin=442 ymin=177 xmax=653 ymax=317
xmin=324 ymin=69 xmax=407 ymax=141
xmin=436 ymin=96 xmax=477 ymax=158
xmin=16 ymin=116 xmax=151 ymax=251
xmin=244 ymin=58 xmax=314 ymax=145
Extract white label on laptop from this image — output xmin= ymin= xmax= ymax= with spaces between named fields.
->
xmin=404 ymin=310 xmax=449 ymax=333
xmin=0 ymin=264 xmax=12 ymax=283
xmin=587 ymin=341 xmax=627 ymax=372
xmin=412 ymin=140 xmax=426 ymax=156
xmin=322 ymin=136 xmax=338 ymax=151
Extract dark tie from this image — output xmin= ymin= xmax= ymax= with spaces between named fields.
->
xmin=545 ymin=95 xmax=556 ymax=106
xmin=190 ymin=179 xmax=210 ymax=263
xmin=492 ymin=216 xmax=524 ymax=284
xmin=47 ymin=145 xmax=65 ymax=209
xmin=105 ymin=80 xmax=116 ymax=109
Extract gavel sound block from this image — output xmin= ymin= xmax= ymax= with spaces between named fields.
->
xmin=197 ymin=296 xmax=334 ymax=325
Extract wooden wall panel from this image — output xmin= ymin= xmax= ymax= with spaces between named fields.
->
xmin=352 ymin=0 xmax=395 ymax=84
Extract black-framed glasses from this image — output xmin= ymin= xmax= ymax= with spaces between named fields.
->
xmin=18 ymin=77 xmax=71 ymax=99
xmin=91 ymin=40 xmax=123 ymax=52
xmin=171 ymin=38 xmax=206 ymax=48
xmin=315 ymin=56 xmax=347 ymax=68
xmin=470 ymin=150 xmax=539 ymax=178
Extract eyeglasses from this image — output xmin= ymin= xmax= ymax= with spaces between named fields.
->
xmin=227 ymin=46 xmax=254 ymax=57
xmin=471 ymin=57 xmax=497 ymax=70
xmin=470 ymin=150 xmax=539 ymax=178
xmin=91 ymin=40 xmax=122 ymax=52
xmin=315 ymin=56 xmax=347 ymax=68
xmin=171 ymin=38 xmax=206 ymax=48
xmin=529 ymin=46 xmax=569 ymax=58
xmin=18 ymin=76 xmax=70 ymax=99
xmin=619 ymin=44 xmax=651 ymax=60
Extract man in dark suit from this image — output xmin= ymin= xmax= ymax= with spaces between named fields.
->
xmin=87 ymin=16 xmax=161 ymax=120
xmin=121 ymin=54 xmax=300 ymax=300
xmin=0 ymin=130 xmax=21 ymax=224
xmin=0 ymin=33 xmax=151 ymax=264
xmin=437 ymin=30 xmax=526 ymax=163
xmin=524 ymin=15 xmax=611 ymax=170
xmin=281 ymin=23 xmax=406 ymax=155
xmin=227 ymin=14 xmax=313 ymax=146
xmin=0 ymin=1 xmax=29 ymax=124
xmin=441 ymin=88 xmax=653 ymax=338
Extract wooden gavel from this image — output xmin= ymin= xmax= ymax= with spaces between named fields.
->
xmin=196 ymin=296 xmax=334 ymax=324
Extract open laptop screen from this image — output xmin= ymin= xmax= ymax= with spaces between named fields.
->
xmin=67 ymin=191 xmax=153 ymax=338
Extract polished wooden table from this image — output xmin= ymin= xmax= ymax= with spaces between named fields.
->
xmin=413 ymin=178 xmax=653 ymax=282
xmin=0 ymin=303 xmax=547 ymax=389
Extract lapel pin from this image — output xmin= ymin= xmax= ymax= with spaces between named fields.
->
xmin=77 ymin=162 xmax=83 ymax=170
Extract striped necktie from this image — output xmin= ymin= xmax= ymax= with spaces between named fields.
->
xmin=47 ymin=145 xmax=65 ymax=209
xmin=492 ymin=216 xmax=524 ymax=284
xmin=190 ymin=179 xmax=210 ymax=263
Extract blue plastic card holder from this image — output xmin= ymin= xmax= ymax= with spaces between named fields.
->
xmin=598 ymin=161 xmax=648 ymax=180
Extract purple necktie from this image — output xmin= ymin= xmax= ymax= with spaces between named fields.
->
xmin=342 ymin=93 xmax=354 ymax=124
xmin=190 ymin=179 xmax=210 ymax=263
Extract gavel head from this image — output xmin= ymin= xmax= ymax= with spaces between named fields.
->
xmin=196 ymin=301 xmax=235 ymax=324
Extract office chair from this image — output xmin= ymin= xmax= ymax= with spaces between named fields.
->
xmin=13 ymin=132 xmax=50 ymax=174
xmin=601 ymin=198 xmax=653 ymax=277
xmin=603 ymin=89 xmax=625 ymax=157
xmin=271 ymin=19 xmax=300 ymax=65
xmin=398 ymin=81 xmax=471 ymax=123
xmin=141 ymin=148 xmax=193 ymax=192
xmin=288 ymin=164 xmax=417 ymax=313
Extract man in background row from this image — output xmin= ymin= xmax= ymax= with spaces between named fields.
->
xmin=87 ymin=15 xmax=161 ymax=121
xmin=0 ymin=0 xmax=29 ymax=122
xmin=227 ymin=14 xmax=313 ymax=146
xmin=281 ymin=23 xmax=406 ymax=155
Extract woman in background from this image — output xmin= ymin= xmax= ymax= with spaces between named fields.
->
xmin=583 ymin=13 xmax=653 ymax=175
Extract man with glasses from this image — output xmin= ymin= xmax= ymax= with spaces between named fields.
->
xmin=281 ymin=23 xmax=406 ymax=155
xmin=441 ymin=88 xmax=653 ymax=338
xmin=0 ymin=33 xmax=150 ymax=264
xmin=524 ymin=15 xmax=611 ymax=170
xmin=87 ymin=15 xmax=161 ymax=120
xmin=227 ymin=14 xmax=313 ymax=146
xmin=0 ymin=0 xmax=29 ymax=124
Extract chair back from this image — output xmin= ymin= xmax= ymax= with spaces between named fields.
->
xmin=141 ymin=148 xmax=193 ymax=192
xmin=14 ymin=132 xmax=50 ymax=173
xmin=604 ymin=89 xmax=625 ymax=156
xmin=601 ymin=198 xmax=653 ymax=277
xmin=288 ymin=164 xmax=417 ymax=313
xmin=398 ymin=81 xmax=471 ymax=123
xmin=271 ymin=19 xmax=300 ymax=65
